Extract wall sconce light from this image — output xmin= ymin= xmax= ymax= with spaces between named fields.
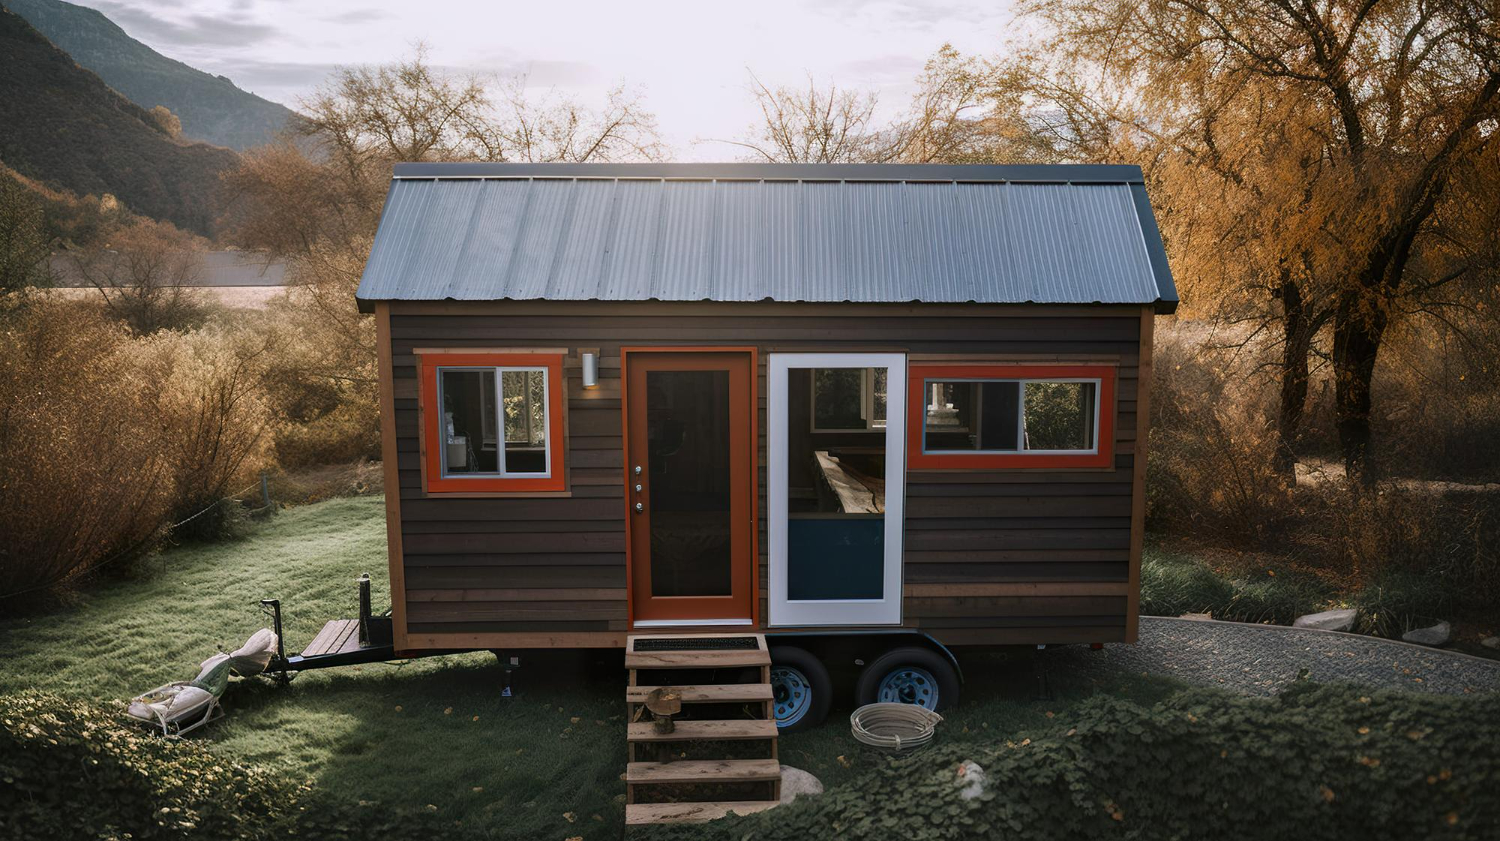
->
xmin=581 ymin=352 xmax=599 ymax=389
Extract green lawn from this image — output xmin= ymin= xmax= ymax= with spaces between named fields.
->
xmin=1 ymin=495 xmax=1180 ymax=839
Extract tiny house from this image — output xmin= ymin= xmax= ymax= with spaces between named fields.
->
xmin=356 ymin=162 xmax=1177 ymax=727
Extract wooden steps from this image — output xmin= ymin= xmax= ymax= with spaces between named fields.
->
xmin=625 ymin=633 xmax=781 ymax=826
xmin=627 ymin=797 xmax=780 ymax=821
xmin=626 ymin=683 xmax=773 ymax=704
xmin=628 ymin=719 xmax=777 ymax=742
xmin=626 ymin=758 xmax=781 ymax=783
xmin=625 ymin=801 xmax=779 ymax=825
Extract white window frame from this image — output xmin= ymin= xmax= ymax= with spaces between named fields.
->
xmin=769 ymin=352 xmax=906 ymax=627
xmin=436 ymin=365 xmax=552 ymax=479
xmin=921 ymin=377 xmax=1103 ymax=456
xmin=810 ymin=368 xmax=887 ymax=432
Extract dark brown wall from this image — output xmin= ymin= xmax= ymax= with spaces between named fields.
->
xmin=387 ymin=302 xmax=1145 ymax=648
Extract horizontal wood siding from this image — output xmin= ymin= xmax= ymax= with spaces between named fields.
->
xmin=389 ymin=303 xmax=1144 ymax=647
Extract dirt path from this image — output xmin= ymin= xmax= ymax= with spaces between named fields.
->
xmin=1049 ymin=616 xmax=1500 ymax=697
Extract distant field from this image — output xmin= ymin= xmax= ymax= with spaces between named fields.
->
xmin=47 ymin=285 xmax=285 ymax=310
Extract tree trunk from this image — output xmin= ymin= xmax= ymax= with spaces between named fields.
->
xmin=1331 ymin=286 xmax=1389 ymax=486
xmin=1273 ymin=276 xmax=1313 ymax=477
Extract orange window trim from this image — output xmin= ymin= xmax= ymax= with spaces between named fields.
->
xmin=419 ymin=352 xmax=566 ymax=493
xmin=906 ymin=364 xmax=1117 ymax=469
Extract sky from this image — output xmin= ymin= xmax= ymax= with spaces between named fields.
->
xmin=78 ymin=0 xmax=1019 ymax=160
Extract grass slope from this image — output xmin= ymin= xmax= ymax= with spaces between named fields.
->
xmin=1 ymin=495 xmax=1181 ymax=839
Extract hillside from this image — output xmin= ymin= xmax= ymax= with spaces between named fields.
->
xmin=5 ymin=0 xmax=297 ymax=151
xmin=0 ymin=7 xmax=239 ymax=236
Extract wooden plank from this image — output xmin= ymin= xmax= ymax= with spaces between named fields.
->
xmin=1127 ymin=307 xmax=1154 ymax=643
xmin=627 ymin=719 xmax=777 ymax=742
xmin=626 ymin=759 xmax=781 ymax=784
xmin=301 ymin=620 xmax=357 ymax=657
xmin=813 ymin=450 xmax=881 ymax=513
xmin=905 ymin=582 xmax=1129 ymax=597
xmin=625 ymin=684 xmax=773 ymax=704
xmin=625 ymin=801 xmax=778 ymax=825
xmin=376 ymin=302 xmax=408 ymax=650
xmin=625 ymin=649 xmax=771 ymax=669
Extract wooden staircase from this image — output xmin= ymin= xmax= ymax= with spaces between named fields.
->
xmin=624 ymin=633 xmax=782 ymax=826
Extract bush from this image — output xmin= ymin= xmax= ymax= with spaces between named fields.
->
xmin=642 ymin=683 xmax=1500 ymax=841
xmin=0 ymin=692 xmax=473 ymax=841
xmin=1140 ymin=551 xmax=1330 ymax=624
xmin=1146 ymin=336 xmax=1296 ymax=546
xmin=0 ymin=303 xmax=176 ymax=602
xmin=1139 ymin=551 xmax=1235 ymax=617
xmin=0 ymin=301 xmax=275 ymax=602
xmin=0 ymin=692 xmax=292 ymax=840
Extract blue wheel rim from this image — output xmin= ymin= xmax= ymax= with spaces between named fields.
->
xmin=876 ymin=666 xmax=939 ymax=709
xmin=770 ymin=665 xmax=813 ymax=727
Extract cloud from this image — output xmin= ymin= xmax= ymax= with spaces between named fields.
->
xmin=318 ymin=9 xmax=392 ymax=25
xmin=90 ymin=1 xmax=279 ymax=47
xmin=837 ymin=54 xmax=926 ymax=83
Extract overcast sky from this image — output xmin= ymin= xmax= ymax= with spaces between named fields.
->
xmin=79 ymin=0 xmax=1018 ymax=160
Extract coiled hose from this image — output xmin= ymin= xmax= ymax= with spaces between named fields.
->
xmin=850 ymin=702 xmax=943 ymax=752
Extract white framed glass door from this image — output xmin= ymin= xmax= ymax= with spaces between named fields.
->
xmin=768 ymin=353 xmax=906 ymax=626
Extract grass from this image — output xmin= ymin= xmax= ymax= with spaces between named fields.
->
xmin=0 ymin=495 xmax=1181 ymax=839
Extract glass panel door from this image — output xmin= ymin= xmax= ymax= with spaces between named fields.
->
xmin=768 ymin=353 xmax=905 ymax=626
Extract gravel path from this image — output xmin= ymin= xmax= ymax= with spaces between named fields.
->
xmin=1047 ymin=616 xmax=1500 ymax=696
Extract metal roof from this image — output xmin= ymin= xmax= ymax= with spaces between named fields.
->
xmin=356 ymin=163 xmax=1177 ymax=312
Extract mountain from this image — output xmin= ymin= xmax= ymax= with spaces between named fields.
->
xmin=0 ymin=7 xmax=239 ymax=236
xmin=5 ymin=0 xmax=297 ymax=151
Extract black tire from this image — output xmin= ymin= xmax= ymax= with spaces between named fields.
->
xmin=769 ymin=645 xmax=832 ymax=732
xmin=854 ymin=646 xmax=960 ymax=712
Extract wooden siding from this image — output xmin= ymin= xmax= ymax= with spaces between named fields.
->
xmin=385 ymin=302 xmax=1149 ymax=649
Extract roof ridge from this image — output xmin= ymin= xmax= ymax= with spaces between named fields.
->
xmin=390 ymin=162 xmax=1146 ymax=185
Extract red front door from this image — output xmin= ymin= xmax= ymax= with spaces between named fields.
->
xmin=624 ymin=350 xmax=756 ymax=625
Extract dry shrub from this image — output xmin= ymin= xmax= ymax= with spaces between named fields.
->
xmin=1306 ymin=484 xmax=1500 ymax=612
xmin=145 ymin=322 xmax=277 ymax=537
xmin=258 ymin=245 xmax=381 ymax=470
xmin=0 ymin=301 xmax=276 ymax=602
xmin=1146 ymin=334 xmax=1295 ymax=545
xmin=0 ymin=303 xmax=174 ymax=598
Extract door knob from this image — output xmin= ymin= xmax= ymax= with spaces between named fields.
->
xmin=634 ymin=465 xmax=643 ymax=475
xmin=634 ymin=502 xmax=644 ymax=512
xmin=634 ymin=483 xmax=643 ymax=493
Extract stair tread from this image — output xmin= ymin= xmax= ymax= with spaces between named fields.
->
xmin=625 ymin=801 xmax=779 ymax=825
xmin=625 ymin=649 xmax=770 ymax=669
xmin=626 ymin=758 xmax=782 ymax=784
xmin=626 ymin=684 xmax=773 ymax=704
xmin=628 ymin=719 xmax=777 ymax=742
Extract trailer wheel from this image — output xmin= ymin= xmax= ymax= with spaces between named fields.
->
xmin=768 ymin=646 xmax=831 ymax=732
xmin=855 ymin=646 xmax=959 ymax=712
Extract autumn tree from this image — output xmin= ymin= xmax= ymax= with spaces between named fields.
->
xmin=730 ymin=46 xmax=1052 ymax=165
xmin=1022 ymin=0 xmax=1500 ymax=483
xmin=63 ymin=218 xmax=211 ymax=335
xmin=223 ymin=48 xmax=663 ymax=466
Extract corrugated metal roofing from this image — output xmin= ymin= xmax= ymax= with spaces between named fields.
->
xmin=356 ymin=163 xmax=1177 ymax=311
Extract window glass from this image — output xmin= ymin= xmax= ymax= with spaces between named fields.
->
xmin=1023 ymin=381 xmax=1096 ymax=451
xmin=923 ymin=379 xmax=1096 ymax=453
xmin=440 ymin=369 xmax=499 ymax=474
xmin=501 ymin=369 xmax=548 ymax=474
xmin=789 ymin=366 xmax=887 ymax=600
xmin=812 ymin=369 xmax=865 ymax=429
xmin=923 ymin=381 xmax=1020 ymax=452
xmin=812 ymin=368 xmax=885 ymax=430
